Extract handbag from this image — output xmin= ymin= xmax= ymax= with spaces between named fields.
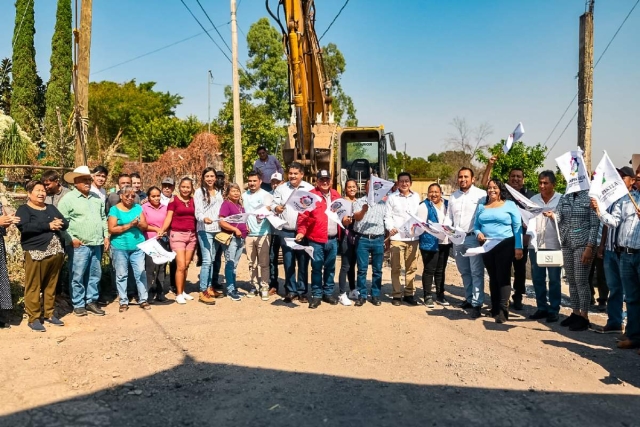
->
xmin=536 ymin=216 xmax=563 ymax=267
xmin=215 ymin=231 xmax=233 ymax=246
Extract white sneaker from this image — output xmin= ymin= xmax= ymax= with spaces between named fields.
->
xmin=175 ymin=294 xmax=186 ymax=305
xmin=182 ymin=292 xmax=194 ymax=301
xmin=339 ymin=293 xmax=352 ymax=306
xmin=260 ymin=287 xmax=269 ymax=301
xmin=348 ymin=289 xmax=360 ymax=300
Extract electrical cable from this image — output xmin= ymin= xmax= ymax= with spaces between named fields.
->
xmin=319 ymin=0 xmax=350 ymax=41
xmin=179 ymin=0 xmax=233 ymax=64
xmin=195 ymin=0 xmax=232 ymax=53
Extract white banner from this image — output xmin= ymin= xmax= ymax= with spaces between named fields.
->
xmin=285 ymin=189 xmax=322 ymax=213
xmin=505 ymin=184 xmax=552 ymax=223
xmin=221 ymin=213 xmax=253 ymax=223
xmin=137 ymin=238 xmax=176 ymax=264
xmin=555 ymin=149 xmax=590 ymax=194
xmin=503 ymin=122 xmax=525 ymax=154
xmin=463 ymin=239 xmax=503 ymax=257
xmin=406 ymin=212 xmax=466 ymax=245
xmin=329 ymin=198 xmax=352 ymax=219
xmin=367 ymin=177 xmax=395 ymax=205
xmin=283 ymin=237 xmax=314 ymax=258
xmin=399 ymin=216 xmax=425 ymax=238
xmin=588 ymin=151 xmax=629 ymax=211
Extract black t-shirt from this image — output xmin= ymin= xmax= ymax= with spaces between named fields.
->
xmin=15 ymin=204 xmax=69 ymax=251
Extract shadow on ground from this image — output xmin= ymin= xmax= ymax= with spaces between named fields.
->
xmin=2 ymin=357 xmax=639 ymax=427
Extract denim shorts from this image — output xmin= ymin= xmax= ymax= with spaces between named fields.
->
xmin=170 ymin=230 xmax=197 ymax=251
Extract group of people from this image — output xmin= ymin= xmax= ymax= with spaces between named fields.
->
xmin=0 ymin=146 xmax=638 ymax=356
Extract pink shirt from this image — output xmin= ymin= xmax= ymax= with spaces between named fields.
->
xmin=141 ymin=202 xmax=168 ymax=239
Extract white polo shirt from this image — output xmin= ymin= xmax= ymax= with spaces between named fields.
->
xmin=384 ymin=190 xmax=421 ymax=242
xmin=448 ymin=185 xmax=486 ymax=236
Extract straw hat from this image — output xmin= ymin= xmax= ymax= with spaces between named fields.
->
xmin=64 ymin=166 xmax=92 ymax=184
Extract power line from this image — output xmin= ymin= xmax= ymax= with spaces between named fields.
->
xmin=543 ymin=0 xmax=639 ymax=157
xmin=179 ymin=0 xmax=233 ymax=64
xmin=195 ymin=0 xmax=232 ymax=53
xmin=319 ymin=0 xmax=350 ymax=41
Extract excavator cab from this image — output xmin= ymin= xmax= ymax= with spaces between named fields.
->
xmin=337 ymin=126 xmax=395 ymax=195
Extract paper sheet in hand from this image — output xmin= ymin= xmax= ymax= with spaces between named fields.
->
xmin=463 ymin=239 xmax=502 ymax=257
xmin=555 ymin=149 xmax=590 ymax=194
xmin=505 ymin=184 xmax=552 ymax=223
xmin=367 ymin=177 xmax=395 ymax=205
xmin=137 ymin=238 xmax=176 ymax=264
xmin=589 ymin=151 xmax=629 ymax=211
xmin=283 ymin=237 xmax=314 ymax=258
xmin=503 ymin=122 xmax=525 ymax=154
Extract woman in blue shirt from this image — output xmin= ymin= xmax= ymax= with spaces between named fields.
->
xmin=474 ymin=179 xmax=523 ymax=323
xmin=108 ymin=185 xmax=150 ymax=312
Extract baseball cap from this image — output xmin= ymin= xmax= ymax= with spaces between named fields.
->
xmin=161 ymin=177 xmax=175 ymax=186
xmin=317 ymin=170 xmax=330 ymax=179
xmin=617 ymin=166 xmax=635 ymax=178
xmin=270 ymin=172 xmax=283 ymax=181
xmin=215 ymin=170 xmax=225 ymax=177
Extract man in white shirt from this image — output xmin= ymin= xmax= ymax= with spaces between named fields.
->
xmin=90 ymin=165 xmax=108 ymax=202
xmin=384 ymin=172 xmax=422 ymax=306
xmin=448 ymin=167 xmax=487 ymax=318
xmin=271 ymin=162 xmax=314 ymax=303
xmin=243 ymin=170 xmax=274 ymax=301
xmin=160 ymin=177 xmax=175 ymax=206
xmin=528 ymin=170 xmax=563 ymax=323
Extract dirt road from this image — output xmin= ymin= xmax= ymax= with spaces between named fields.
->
xmin=0 ymin=257 xmax=638 ymax=427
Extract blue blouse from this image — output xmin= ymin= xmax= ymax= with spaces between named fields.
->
xmin=473 ymin=200 xmax=523 ymax=249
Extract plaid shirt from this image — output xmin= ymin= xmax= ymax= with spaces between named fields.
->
xmin=556 ymin=190 xmax=599 ymax=249
xmin=600 ymin=190 xmax=640 ymax=250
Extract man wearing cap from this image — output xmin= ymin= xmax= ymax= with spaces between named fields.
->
xmin=269 ymin=172 xmax=284 ymax=294
xmin=296 ymin=170 xmax=341 ymax=308
xmin=254 ymin=146 xmax=284 ymax=192
xmin=591 ymin=166 xmax=636 ymax=337
xmin=271 ymin=162 xmax=313 ymax=303
xmin=57 ymin=166 xmax=109 ymax=317
xmin=160 ymin=177 xmax=175 ymax=206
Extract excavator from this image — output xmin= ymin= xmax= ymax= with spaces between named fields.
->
xmin=266 ymin=0 xmax=396 ymax=192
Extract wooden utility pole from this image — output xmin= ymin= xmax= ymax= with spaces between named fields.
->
xmin=73 ymin=0 xmax=92 ymax=167
xmin=578 ymin=0 xmax=594 ymax=172
xmin=230 ymin=0 xmax=243 ymax=187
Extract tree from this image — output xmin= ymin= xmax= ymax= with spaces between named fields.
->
xmin=44 ymin=0 xmax=72 ymax=146
xmin=477 ymin=141 xmax=547 ymax=190
xmin=0 ymin=58 xmax=11 ymax=114
xmin=322 ymin=43 xmax=357 ymax=126
xmin=387 ymin=151 xmax=454 ymax=181
xmin=11 ymin=0 xmax=40 ymax=138
xmin=133 ymin=115 xmax=203 ymax=161
xmin=446 ymin=117 xmax=493 ymax=167
xmin=0 ymin=110 xmax=36 ymax=165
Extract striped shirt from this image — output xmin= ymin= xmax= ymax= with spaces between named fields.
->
xmin=271 ymin=180 xmax=314 ymax=231
xmin=194 ymin=188 xmax=223 ymax=233
xmin=353 ymin=197 xmax=386 ymax=236
xmin=556 ymin=190 xmax=599 ymax=249
xmin=599 ymin=190 xmax=640 ymax=250
xmin=57 ymin=188 xmax=108 ymax=245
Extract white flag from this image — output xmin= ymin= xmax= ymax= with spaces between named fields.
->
xmin=137 ymin=239 xmax=176 ymax=265
xmin=588 ymin=151 xmax=629 ymax=210
xmin=367 ymin=177 xmax=395 ymax=205
xmin=503 ymin=122 xmax=525 ymax=154
xmin=285 ymin=189 xmax=322 ymax=213
xmin=329 ymin=198 xmax=353 ymax=219
xmin=505 ymin=184 xmax=552 ymax=223
xmin=555 ymin=149 xmax=590 ymax=194
xmin=463 ymin=239 xmax=503 ymax=257
xmin=399 ymin=216 xmax=425 ymax=238
xmin=428 ymin=222 xmax=466 ymax=245
xmin=283 ymin=237 xmax=314 ymax=258
xmin=221 ymin=213 xmax=253 ymax=223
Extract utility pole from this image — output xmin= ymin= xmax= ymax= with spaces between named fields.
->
xmin=578 ymin=0 xmax=594 ymax=172
xmin=230 ymin=0 xmax=243 ymax=187
xmin=74 ymin=0 xmax=92 ymax=167
xmin=207 ymin=70 xmax=213 ymax=133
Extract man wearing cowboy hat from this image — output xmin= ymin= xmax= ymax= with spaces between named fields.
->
xmin=57 ymin=166 xmax=109 ymax=317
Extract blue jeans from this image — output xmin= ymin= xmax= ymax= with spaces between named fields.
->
xmin=604 ymin=250 xmax=624 ymax=327
xmin=356 ymin=235 xmax=384 ymax=298
xmin=197 ymin=230 xmax=220 ymax=292
xmin=308 ymin=238 xmax=338 ymax=298
xmin=619 ymin=252 xmax=640 ymax=344
xmin=280 ymin=230 xmax=309 ymax=296
xmin=224 ymin=236 xmax=245 ymax=293
xmin=453 ymin=235 xmax=485 ymax=307
xmin=529 ymin=249 xmax=562 ymax=314
xmin=69 ymin=245 xmax=103 ymax=308
xmin=111 ymin=248 xmax=148 ymax=305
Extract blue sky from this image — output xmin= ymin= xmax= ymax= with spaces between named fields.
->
xmin=1 ymin=0 xmax=638 ymax=170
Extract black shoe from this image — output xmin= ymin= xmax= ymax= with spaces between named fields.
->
xmin=402 ymin=295 xmax=418 ymax=306
xmin=436 ymin=296 xmax=450 ymax=306
xmin=494 ymin=311 xmax=507 ymax=323
xmin=43 ymin=317 xmax=64 ymax=326
xmin=299 ymin=296 xmax=309 ymax=304
xmin=86 ymin=303 xmax=106 ymax=316
xmin=470 ymin=306 xmax=482 ymax=319
xmin=155 ymin=293 xmax=169 ymax=303
xmin=458 ymin=301 xmax=472 ymax=309
xmin=569 ymin=316 xmax=590 ymax=331
xmin=309 ymin=297 xmax=322 ymax=309
xmin=560 ymin=313 xmax=580 ymax=327
xmin=28 ymin=319 xmax=46 ymax=332
xmin=511 ymin=297 xmax=523 ymax=310
xmin=322 ymin=295 xmax=339 ymax=305
xmin=597 ymin=302 xmax=607 ymax=312
xmin=528 ymin=310 xmax=548 ymax=320
xmin=284 ymin=293 xmax=299 ymax=303
xmin=73 ymin=307 xmax=87 ymax=317
xmin=0 ymin=321 xmax=10 ymax=329
xmin=546 ymin=313 xmax=559 ymax=323
xmin=423 ymin=296 xmax=435 ymax=308
xmin=355 ymin=297 xmax=366 ymax=307
xmin=371 ymin=296 xmax=381 ymax=306
xmin=391 ymin=298 xmax=401 ymax=306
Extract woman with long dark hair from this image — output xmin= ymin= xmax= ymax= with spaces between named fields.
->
xmin=338 ymin=179 xmax=358 ymax=306
xmin=194 ymin=167 xmax=224 ymax=305
xmin=160 ymin=177 xmax=197 ymax=305
xmin=418 ymin=183 xmax=452 ymax=308
xmin=141 ymin=186 xmax=169 ymax=303
xmin=219 ymin=183 xmax=247 ymax=301
xmin=474 ymin=179 xmax=523 ymax=323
